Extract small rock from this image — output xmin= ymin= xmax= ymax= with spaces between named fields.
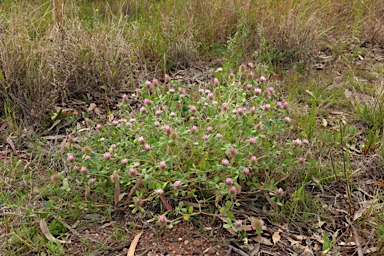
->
xmin=203 ymin=247 xmax=216 ymax=255
xmin=184 ymin=240 xmax=189 ymax=245
xmin=193 ymin=240 xmax=202 ymax=247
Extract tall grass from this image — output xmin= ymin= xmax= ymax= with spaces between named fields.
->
xmin=0 ymin=0 xmax=383 ymax=129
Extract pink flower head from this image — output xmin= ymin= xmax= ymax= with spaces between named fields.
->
xmin=228 ymin=185 xmax=238 ymax=196
xmin=164 ymin=74 xmax=171 ymax=82
xmin=303 ymin=139 xmax=310 ymax=145
xmin=216 ymin=133 xmax=223 ymax=139
xmin=84 ymin=155 xmax=91 ymax=161
xmin=134 ymin=162 xmax=141 ymax=168
xmin=276 ymin=188 xmax=284 ymax=198
xmin=216 ymin=67 xmax=223 ymax=72
xmin=159 ymin=161 xmax=167 ymax=170
xmin=292 ymin=139 xmax=302 ymax=147
xmin=89 ymin=178 xmax=96 ymax=184
xmin=135 ymin=88 xmax=143 ymax=94
xmin=246 ymin=84 xmax=253 ymax=90
xmin=129 ymin=168 xmax=137 ymax=176
xmin=144 ymin=98 xmax=152 ymax=106
xmin=266 ymin=87 xmax=275 ymax=94
xmin=162 ymin=125 xmax=172 ymax=135
xmin=67 ymin=154 xmax=75 ymax=162
xmin=145 ymin=80 xmax=153 ymax=88
xmin=67 ymin=135 xmax=75 ymax=144
xmin=214 ymin=78 xmax=220 ymax=84
xmin=207 ymin=93 xmax=214 ymax=100
xmin=155 ymin=110 xmax=163 ymax=116
xmin=249 ymin=107 xmax=256 ymax=114
xmin=254 ymin=88 xmax=262 ymax=96
xmin=283 ymin=101 xmax=289 ymax=109
xmin=121 ymin=158 xmax=128 ymax=165
xmin=221 ymin=159 xmax=229 ymax=166
xmin=144 ymin=144 xmax=151 ymax=151
xmin=298 ymin=157 xmax=305 ymax=164
xmin=261 ymin=123 xmax=273 ymax=135
xmin=250 ymin=156 xmax=258 ymax=165
xmin=169 ymin=88 xmax=175 ymax=93
xmin=212 ymin=101 xmax=218 ymax=105
xmin=225 ymin=178 xmax=234 ymax=185
xmin=276 ymin=101 xmax=283 ymax=108
xmin=73 ymin=165 xmax=79 ymax=171
xmin=152 ymin=78 xmax=159 ymax=86
xmin=235 ymin=220 xmax=243 ymax=228
xmin=228 ymin=147 xmax=238 ymax=158
xmin=95 ymin=124 xmax=102 ymax=130
xmin=170 ymin=112 xmax=176 ymax=117
xmin=80 ymin=166 xmax=88 ymax=175
xmin=122 ymin=94 xmax=129 ymax=102
xmin=140 ymin=107 xmax=146 ymax=114
xmin=242 ymin=167 xmax=250 ymax=175
xmin=154 ymin=121 xmax=160 ymax=127
xmin=110 ymin=173 xmax=120 ymax=183
xmin=170 ymin=132 xmax=179 ymax=140
xmin=206 ymin=126 xmax=213 ymax=132
xmin=203 ymin=134 xmax=209 ymax=141
xmin=198 ymin=88 xmax=204 ymax=93
xmin=190 ymin=125 xmax=198 ymax=134
xmin=248 ymin=137 xmax=257 ymax=145
xmin=284 ymin=117 xmax=291 ymax=124
xmin=189 ymin=105 xmax=197 ymax=112
xmin=85 ymin=118 xmax=92 ymax=127
xmin=158 ymin=215 xmax=168 ymax=227
xmin=138 ymin=136 xmax=145 ymax=144
xmin=172 ymin=180 xmax=182 ymax=190
xmin=263 ymin=104 xmax=271 ymax=111
xmin=222 ymin=103 xmax=229 ymax=111
xmin=125 ymin=122 xmax=132 ymax=128
xmin=259 ymin=76 xmax=266 ymax=82
xmin=103 ymin=152 xmax=112 ymax=160
xmin=178 ymin=87 xmax=186 ymax=94
xmin=112 ymin=120 xmax=119 ymax=126
xmin=155 ymin=188 xmax=164 ymax=195
xmin=236 ymin=108 xmax=245 ymax=116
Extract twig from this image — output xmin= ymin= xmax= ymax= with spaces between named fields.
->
xmin=228 ymin=245 xmax=250 ymax=256
xmin=346 ymin=218 xmax=364 ymax=256
xmin=54 ymin=217 xmax=100 ymax=244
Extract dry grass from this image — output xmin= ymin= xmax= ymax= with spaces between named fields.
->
xmin=0 ymin=0 xmax=383 ymax=129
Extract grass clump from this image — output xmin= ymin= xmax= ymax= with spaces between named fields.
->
xmin=58 ymin=69 xmax=315 ymax=229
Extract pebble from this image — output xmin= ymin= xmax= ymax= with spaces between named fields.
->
xmin=193 ymin=240 xmax=202 ymax=247
xmin=184 ymin=240 xmax=189 ymax=245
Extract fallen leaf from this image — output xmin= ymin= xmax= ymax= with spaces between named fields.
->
xmin=118 ymin=193 xmax=128 ymax=202
xmin=87 ymin=103 xmax=97 ymax=112
xmin=344 ymin=89 xmax=352 ymax=99
xmin=322 ymin=118 xmax=328 ymax=127
xmin=249 ymin=243 xmax=260 ymax=256
xmin=114 ymin=183 xmax=121 ymax=205
xmin=39 ymin=219 xmax=70 ymax=244
xmin=43 ymin=135 xmax=67 ymax=140
xmin=94 ymin=107 xmax=102 ymax=116
xmin=252 ymin=235 xmax=273 ymax=246
xmin=272 ymin=232 xmax=281 ymax=244
xmin=6 ymin=137 xmax=17 ymax=154
xmin=305 ymin=90 xmax=315 ymax=98
xmin=127 ymin=231 xmax=143 ymax=256
xmin=46 ymin=120 xmax=61 ymax=132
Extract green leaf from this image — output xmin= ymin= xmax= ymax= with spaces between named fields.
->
xmin=225 ymin=200 xmax=232 ymax=208
xmin=183 ymin=215 xmax=190 ymax=221
xmin=323 ymin=232 xmax=330 ymax=250
xmin=223 ymin=224 xmax=231 ymax=229
xmin=188 ymin=206 xmax=193 ymax=214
